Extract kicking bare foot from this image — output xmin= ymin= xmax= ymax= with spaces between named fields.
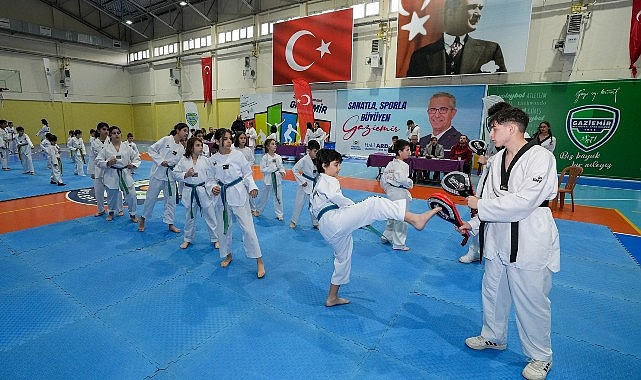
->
xmin=169 ymin=224 xmax=181 ymax=233
xmin=220 ymin=254 xmax=233 ymax=268
xmin=138 ymin=217 xmax=145 ymax=232
xmin=405 ymin=207 xmax=441 ymax=231
xmin=257 ymin=260 xmax=265 ymax=279
xmin=180 ymin=241 xmax=190 ymax=249
xmin=325 ymin=297 xmax=350 ymax=307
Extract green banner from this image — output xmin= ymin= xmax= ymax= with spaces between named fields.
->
xmin=487 ymin=80 xmax=640 ymax=180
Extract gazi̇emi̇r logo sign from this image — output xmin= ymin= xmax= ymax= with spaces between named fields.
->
xmin=566 ymin=105 xmax=620 ymax=152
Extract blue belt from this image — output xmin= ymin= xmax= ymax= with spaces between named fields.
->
xmin=185 ymin=182 xmax=206 ymax=218
xmin=389 ymin=183 xmax=407 ymax=189
xmin=316 ymin=204 xmax=339 ymax=221
xmin=218 ymin=177 xmax=243 ymax=234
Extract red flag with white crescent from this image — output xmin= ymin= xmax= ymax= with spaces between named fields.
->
xmin=272 ymin=8 xmax=353 ymax=85
xmin=293 ymin=78 xmax=314 ymax=136
xmin=201 ymin=57 xmax=213 ymax=104
xmin=631 ymin=0 xmax=641 ymax=77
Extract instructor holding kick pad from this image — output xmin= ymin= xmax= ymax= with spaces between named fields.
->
xmin=456 ymin=107 xmax=559 ymax=380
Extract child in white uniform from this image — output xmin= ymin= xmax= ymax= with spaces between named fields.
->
xmin=126 ymin=132 xmax=140 ymax=175
xmin=380 ymin=139 xmax=414 ymax=251
xmin=210 ymin=128 xmax=265 ymax=279
xmin=310 ymin=149 xmax=440 ymax=307
xmin=16 ymin=127 xmax=35 ymax=174
xmin=89 ymin=123 xmax=111 ymax=217
xmin=233 ymin=132 xmax=254 ymax=164
xmin=173 ymin=137 xmax=219 ymax=249
xmin=138 ymin=123 xmax=189 ymax=233
xmin=47 ymin=135 xmax=65 ymax=186
xmin=70 ymin=130 xmax=86 ymax=176
xmin=253 ymin=138 xmax=285 ymax=220
xmin=96 ymin=126 xmax=140 ymax=222
xmin=289 ymin=139 xmax=320 ymax=229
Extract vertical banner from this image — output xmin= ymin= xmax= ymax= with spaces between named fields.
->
xmin=201 ymin=57 xmax=213 ymax=104
xmin=630 ymin=0 xmax=641 ymax=77
xmin=488 ymin=80 xmax=641 ymax=180
xmin=43 ymin=58 xmax=54 ymax=101
xmin=396 ymin=0 xmax=532 ymax=78
xmin=272 ymin=8 xmax=353 ymax=85
xmin=292 ymin=78 xmax=314 ymax=141
xmin=184 ymin=102 xmax=200 ymax=131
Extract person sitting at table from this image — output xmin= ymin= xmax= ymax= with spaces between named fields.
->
xmin=388 ymin=135 xmax=399 ymax=154
xmin=450 ymin=134 xmax=474 ymax=174
xmin=408 ymin=134 xmax=423 ymax=182
xmin=424 ymin=136 xmax=444 ymax=183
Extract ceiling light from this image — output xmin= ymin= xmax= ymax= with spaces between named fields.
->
xmin=125 ymin=20 xmax=133 ymax=25
xmin=179 ymin=1 xmax=188 ymax=6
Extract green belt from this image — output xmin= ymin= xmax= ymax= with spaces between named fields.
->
xmin=116 ymin=168 xmax=129 ymax=194
xmin=185 ymin=182 xmax=206 ymax=218
xmin=165 ymin=165 xmax=179 ymax=203
xmin=218 ymin=177 xmax=243 ymax=234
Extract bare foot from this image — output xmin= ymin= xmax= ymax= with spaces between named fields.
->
xmin=394 ymin=246 xmax=410 ymax=251
xmin=169 ymin=224 xmax=181 ymax=233
xmin=220 ymin=254 xmax=233 ymax=268
xmin=106 ymin=213 xmax=114 ymax=221
xmin=117 ymin=210 xmax=124 ymax=217
xmin=180 ymin=241 xmax=190 ymax=249
xmin=406 ymin=207 xmax=441 ymax=231
xmin=138 ymin=217 xmax=145 ymax=232
xmin=257 ymin=261 xmax=265 ymax=279
xmin=325 ymin=297 xmax=350 ymax=307
xmin=289 ymin=222 xmax=296 ymax=229
xmin=94 ymin=211 xmax=105 ymax=217
xmin=214 ymin=241 xmax=220 ymax=249
xmin=130 ymin=215 xmax=138 ymax=223
xmin=251 ymin=210 xmax=260 ymax=217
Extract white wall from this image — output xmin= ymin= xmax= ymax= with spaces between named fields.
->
xmin=0 ymin=0 xmax=637 ymax=105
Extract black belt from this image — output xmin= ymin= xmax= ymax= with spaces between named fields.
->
xmin=479 ymin=200 xmax=550 ymax=263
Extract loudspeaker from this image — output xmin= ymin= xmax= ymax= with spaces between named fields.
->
xmin=169 ymin=68 xmax=181 ymax=86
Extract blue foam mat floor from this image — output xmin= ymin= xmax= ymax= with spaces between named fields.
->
xmin=1 ymin=180 xmax=641 ymax=379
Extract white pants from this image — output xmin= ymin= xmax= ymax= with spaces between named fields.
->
xmin=183 ymin=194 xmax=218 ymax=243
xmin=319 ymin=197 xmax=406 ymax=285
xmin=19 ymin=148 xmax=34 ymax=173
xmin=382 ymin=219 xmax=408 ymax=249
xmin=72 ymin=152 xmax=85 ymax=176
xmin=290 ymin=186 xmax=317 ymax=226
xmin=50 ymin=161 xmax=62 ymax=183
xmin=255 ymin=183 xmax=283 ymax=218
xmin=141 ymin=178 xmax=178 ymax=225
xmin=94 ymin=176 xmax=107 ymax=214
xmin=0 ymin=147 xmax=8 ymax=169
xmin=215 ymin=198 xmax=262 ymax=259
xmin=107 ymin=187 xmax=136 ymax=216
xmin=480 ymin=257 xmax=553 ymax=362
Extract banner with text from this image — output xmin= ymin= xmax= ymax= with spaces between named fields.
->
xmin=240 ymin=90 xmax=336 ymax=146
xmin=336 ymin=85 xmax=486 ymax=157
xmin=487 ymin=80 xmax=640 ymax=180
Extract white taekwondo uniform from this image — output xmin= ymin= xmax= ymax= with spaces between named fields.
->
xmin=96 ymin=142 xmax=140 ymax=217
xmin=255 ymin=152 xmax=285 ymax=219
xmin=380 ymin=158 xmax=413 ymax=249
xmin=290 ymin=153 xmax=318 ymax=226
xmin=16 ymin=133 xmax=35 ymax=174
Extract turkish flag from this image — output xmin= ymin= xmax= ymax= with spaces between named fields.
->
xmin=273 ymin=8 xmax=353 ymax=85
xmin=293 ymin=78 xmax=314 ymax=137
xmin=631 ymin=0 xmax=641 ymax=77
xmin=396 ymin=0 xmax=445 ymax=78
xmin=201 ymin=57 xmax=213 ymax=104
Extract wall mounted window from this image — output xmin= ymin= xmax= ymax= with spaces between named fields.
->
xmin=153 ymin=43 xmax=179 ymax=57
xmin=183 ymin=35 xmax=212 ymax=52
xmin=218 ymin=26 xmax=254 ymax=44
xmin=129 ymin=49 xmax=149 ymax=62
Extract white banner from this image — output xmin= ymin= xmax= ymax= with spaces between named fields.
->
xmin=184 ymin=102 xmax=200 ymax=130
xmin=43 ymin=58 xmax=54 ymax=101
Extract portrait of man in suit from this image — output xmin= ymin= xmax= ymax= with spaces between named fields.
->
xmin=406 ymin=0 xmax=506 ymax=77
xmin=418 ymin=92 xmax=462 ymax=155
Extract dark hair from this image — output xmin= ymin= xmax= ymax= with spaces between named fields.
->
xmin=394 ymin=139 xmax=410 ymax=156
xmin=492 ymin=107 xmax=529 ymax=133
xmin=306 ymin=139 xmax=320 ymax=151
xmin=487 ymin=101 xmax=511 ymax=117
xmin=536 ymin=121 xmax=553 ymax=138
xmin=16 ymin=126 xmax=24 ymax=132
xmin=264 ymin=138 xmax=276 ymax=150
xmin=68 ymin=130 xmax=74 ymax=136
xmin=108 ymin=126 xmax=121 ymax=135
xmin=49 ymin=134 xmax=57 ymax=142
xmin=431 ymin=136 xmax=438 ymax=142
xmin=74 ymin=129 xmax=82 ymax=136
xmin=315 ymin=149 xmax=343 ymax=173
xmin=270 ymin=125 xmax=277 ymax=133
xmin=213 ymin=128 xmax=232 ymax=150
xmin=127 ymin=132 xmax=133 ymax=138
xmin=41 ymin=119 xmax=48 ymax=125
xmin=96 ymin=122 xmax=109 ymax=137
xmin=306 ymin=122 xmax=313 ymax=129
xmin=45 ymin=132 xmax=53 ymax=140
xmin=174 ymin=122 xmax=189 ymax=132
xmin=184 ymin=136 xmax=202 ymax=157
xmin=234 ymin=131 xmax=247 ymax=147
xmin=406 ymin=120 xmax=414 ymax=126
xmin=0 ymin=119 xmax=6 ymax=124
xmin=392 ymin=135 xmax=398 ymax=140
